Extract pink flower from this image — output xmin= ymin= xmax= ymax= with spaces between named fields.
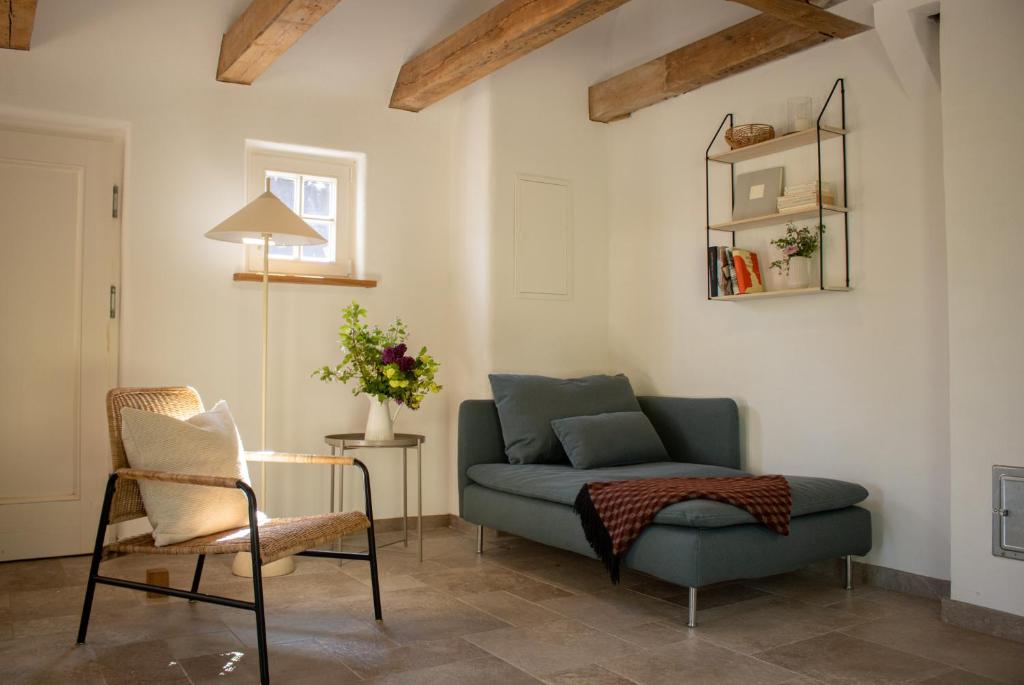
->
xmin=785 ymin=245 xmax=800 ymax=256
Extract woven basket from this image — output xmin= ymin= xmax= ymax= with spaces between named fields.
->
xmin=725 ymin=124 xmax=775 ymax=150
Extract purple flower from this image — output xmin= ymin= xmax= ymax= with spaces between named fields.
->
xmin=381 ymin=346 xmax=397 ymax=364
xmin=394 ymin=343 xmax=407 ymax=357
xmin=398 ymin=356 xmax=415 ymax=372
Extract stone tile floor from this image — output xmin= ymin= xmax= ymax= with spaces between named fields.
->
xmin=1 ymin=526 xmax=1021 ymax=684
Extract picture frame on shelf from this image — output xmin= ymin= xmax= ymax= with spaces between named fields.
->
xmin=733 ymin=166 xmax=783 ymax=220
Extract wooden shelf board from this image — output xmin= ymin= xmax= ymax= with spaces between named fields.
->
xmin=708 ymin=126 xmax=847 ymax=164
xmin=711 ymin=286 xmax=851 ymax=301
xmin=710 ymin=204 xmax=848 ymax=232
xmin=233 ymin=272 xmax=378 ymax=288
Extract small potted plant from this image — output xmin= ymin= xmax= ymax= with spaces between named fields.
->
xmin=769 ymin=222 xmax=824 ymax=289
xmin=314 ymin=302 xmax=441 ymax=441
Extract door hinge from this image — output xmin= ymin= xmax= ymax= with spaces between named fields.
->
xmin=109 ymin=285 xmax=117 ymax=319
xmin=112 ymin=185 xmax=120 ymax=218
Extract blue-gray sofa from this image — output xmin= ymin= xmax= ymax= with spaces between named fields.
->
xmin=458 ymin=396 xmax=872 ymax=627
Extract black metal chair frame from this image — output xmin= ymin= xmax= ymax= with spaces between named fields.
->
xmin=76 ymin=459 xmax=382 ymax=685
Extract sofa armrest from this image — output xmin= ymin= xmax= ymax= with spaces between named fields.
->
xmin=458 ymin=400 xmax=508 ymax=516
xmin=637 ymin=396 xmax=742 ymax=470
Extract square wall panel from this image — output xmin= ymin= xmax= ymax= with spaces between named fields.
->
xmin=514 ymin=175 xmax=572 ymax=299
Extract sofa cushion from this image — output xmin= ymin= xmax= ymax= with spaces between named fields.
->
xmin=489 ymin=374 xmax=642 ymax=465
xmin=551 ymin=412 xmax=668 ymax=469
xmin=466 ymin=462 xmax=868 ymax=528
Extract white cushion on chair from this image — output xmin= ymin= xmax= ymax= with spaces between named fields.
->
xmin=120 ymin=400 xmax=253 ymax=546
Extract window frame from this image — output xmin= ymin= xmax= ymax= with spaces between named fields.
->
xmin=245 ymin=149 xmax=355 ymax=277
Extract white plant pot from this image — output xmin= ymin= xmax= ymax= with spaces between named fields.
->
xmin=786 ymin=256 xmax=811 ymax=289
xmin=365 ymin=397 xmax=397 ymax=441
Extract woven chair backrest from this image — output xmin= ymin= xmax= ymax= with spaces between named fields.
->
xmin=105 ymin=386 xmax=205 ymax=524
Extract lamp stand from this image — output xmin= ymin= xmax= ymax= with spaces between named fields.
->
xmin=232 ymin=233 xmax=295 ymax=578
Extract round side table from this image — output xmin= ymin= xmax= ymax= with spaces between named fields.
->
xmin=325 ymin=433 xmax=426 ymax=561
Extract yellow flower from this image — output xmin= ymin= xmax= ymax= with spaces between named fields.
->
xmin=384 ymin=368 xmax=396 ymax=379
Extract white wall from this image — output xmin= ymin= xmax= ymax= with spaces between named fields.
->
xmin=445 ymin=19 xmax=617 ymax=512
xmin=941 ymin=0 xmax=1024 ymax=617
xmin=0 ymin=0 xmax=478 ymax=522
xmin=604 ymin=3 xmax=951 ymax=580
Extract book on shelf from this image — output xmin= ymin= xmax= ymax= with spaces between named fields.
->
xmin=784 ymin=181 xmax=834 ymax=195
xmin=708 ymin=246 xmax=738 ymax=297
xmin=778 ymin=198 xmax=836 ymax=213
xmin=708 ymin=246 xmax=763 ymax=296
xmin=777 ymin=180 xmax=836 ymax=213
xmin=731 ymin=249 xmax=765 ymax=294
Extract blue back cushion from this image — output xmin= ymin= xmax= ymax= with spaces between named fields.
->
xmin=488 ymin=374 xmax=642 ymax=465
xmin=551 ymin=411 xmax=669 ymax=469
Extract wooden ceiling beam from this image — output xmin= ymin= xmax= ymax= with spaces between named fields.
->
xmin=1 ymin=0 xmax=38 ymax=51
xmin=589 ymin=14 xmax=829 ymax=123
xmin=217 ymin=0 xmax=342 ymax=85
xmin=727 ymin=0 xmax=870 ymax=39
xmin=390 ymin=0 xmax=632 ymax=113
xmin=588 ymin=0 xmax=870 ymax=123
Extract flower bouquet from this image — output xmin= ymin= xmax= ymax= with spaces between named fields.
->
xmin=314 ymin=302 xmax=441 ymax=440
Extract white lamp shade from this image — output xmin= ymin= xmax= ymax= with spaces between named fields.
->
xmin=205 ymin=191 xmax=326 ymax=246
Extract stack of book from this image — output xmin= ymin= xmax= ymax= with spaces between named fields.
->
xmin=777 ymin=181 xmax=835 ymax=213
xmin=708 ymin=246 xmax=765 ymax=297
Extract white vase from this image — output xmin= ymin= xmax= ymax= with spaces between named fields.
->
xmin=365 ymin=397 xmax=397 ymax=441
xmin=786 ymin=256 xmax=811 ymax=289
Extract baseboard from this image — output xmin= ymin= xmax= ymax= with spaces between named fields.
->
xmin=371 ymin=513 xmax=453 ymax=533
xmin=942 ymin=598 xmax=1024 ymax=645
xmin=797 ymin=557 xmax=950 ymax=600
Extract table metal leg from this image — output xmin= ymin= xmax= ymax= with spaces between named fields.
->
xmin=329 ymin=447 xmax=338 ymax=557
xmin=417 ymin=440 xmax=423 ymax=562
xmin=329 ymin=447 xmax=336 ymax=514
xmin=403 ymin=447 xmax=408 ymax=548
xmin=338 ymin=446 xmax=346 ymax=563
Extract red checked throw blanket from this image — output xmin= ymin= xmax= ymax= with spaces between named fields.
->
xmin=573 ymin=475 xmax=792 ymax=583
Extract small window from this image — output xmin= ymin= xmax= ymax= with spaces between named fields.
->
xmin=246 ymin=147 xmax=356 ymax=277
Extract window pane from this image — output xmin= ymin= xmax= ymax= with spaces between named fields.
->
xmin=267 ymin=173 xmax=298 ymax=212
xmin=300 ymin=220 xmax=333 ymax=262
xmin=302 ymin=177 xmax=335 ymax=219
xmin=269 ymin=245 xmax=298 ymax=260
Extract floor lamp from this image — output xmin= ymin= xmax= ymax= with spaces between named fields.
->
xmin=206 ymin=181 xmax=326 ymax=578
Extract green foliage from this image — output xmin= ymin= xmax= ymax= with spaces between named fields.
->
xmin=769 ymin=222 xmax=824 ymax=274
xmin=313 ymin=302 xmax=442 ymax=410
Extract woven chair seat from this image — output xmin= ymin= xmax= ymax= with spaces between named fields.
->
xmin=105 ymin=512 xmax=370 ymax=564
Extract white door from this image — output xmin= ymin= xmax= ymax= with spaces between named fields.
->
xmin=0 ymin=123 xmax=122 ymax=560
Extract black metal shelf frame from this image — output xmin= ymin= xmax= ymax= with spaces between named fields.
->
xmin=704 ymin=77 xmax=850 ymax=300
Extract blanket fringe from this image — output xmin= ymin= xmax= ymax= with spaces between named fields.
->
xmin=573 ymin=486 xmax=622 ymax=584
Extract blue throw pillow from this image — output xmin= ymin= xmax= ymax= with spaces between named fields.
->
xmin=489 ymin=374 xmax=642 ymax=465
xmin=551 ymin=411 xmax=669 ymax=469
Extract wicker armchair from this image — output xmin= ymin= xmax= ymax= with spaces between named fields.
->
xmin=76 ymin=387 xmax=382 ymax=685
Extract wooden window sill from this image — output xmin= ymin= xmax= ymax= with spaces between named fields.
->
xmin=233 ymin=272 xmax=377 ymax=288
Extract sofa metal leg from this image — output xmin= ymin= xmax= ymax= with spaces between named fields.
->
xmin=476 ymin=525 xmax=484 ymax=555
xmin=687 ymin=587 xmax=698 ymax=628
xmin=844 ymin=555 xmax=854 ymax=590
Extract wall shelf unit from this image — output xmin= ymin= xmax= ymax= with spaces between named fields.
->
xmin=710 ymin=286 xmax=851 ymax=302
xmin=705 ymin=78 xmax=851 ymax=301
xmin=709 ymin=204 xmax=849 ymax=233
xmin=708 ymin=125 xmax=847 ymax=164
